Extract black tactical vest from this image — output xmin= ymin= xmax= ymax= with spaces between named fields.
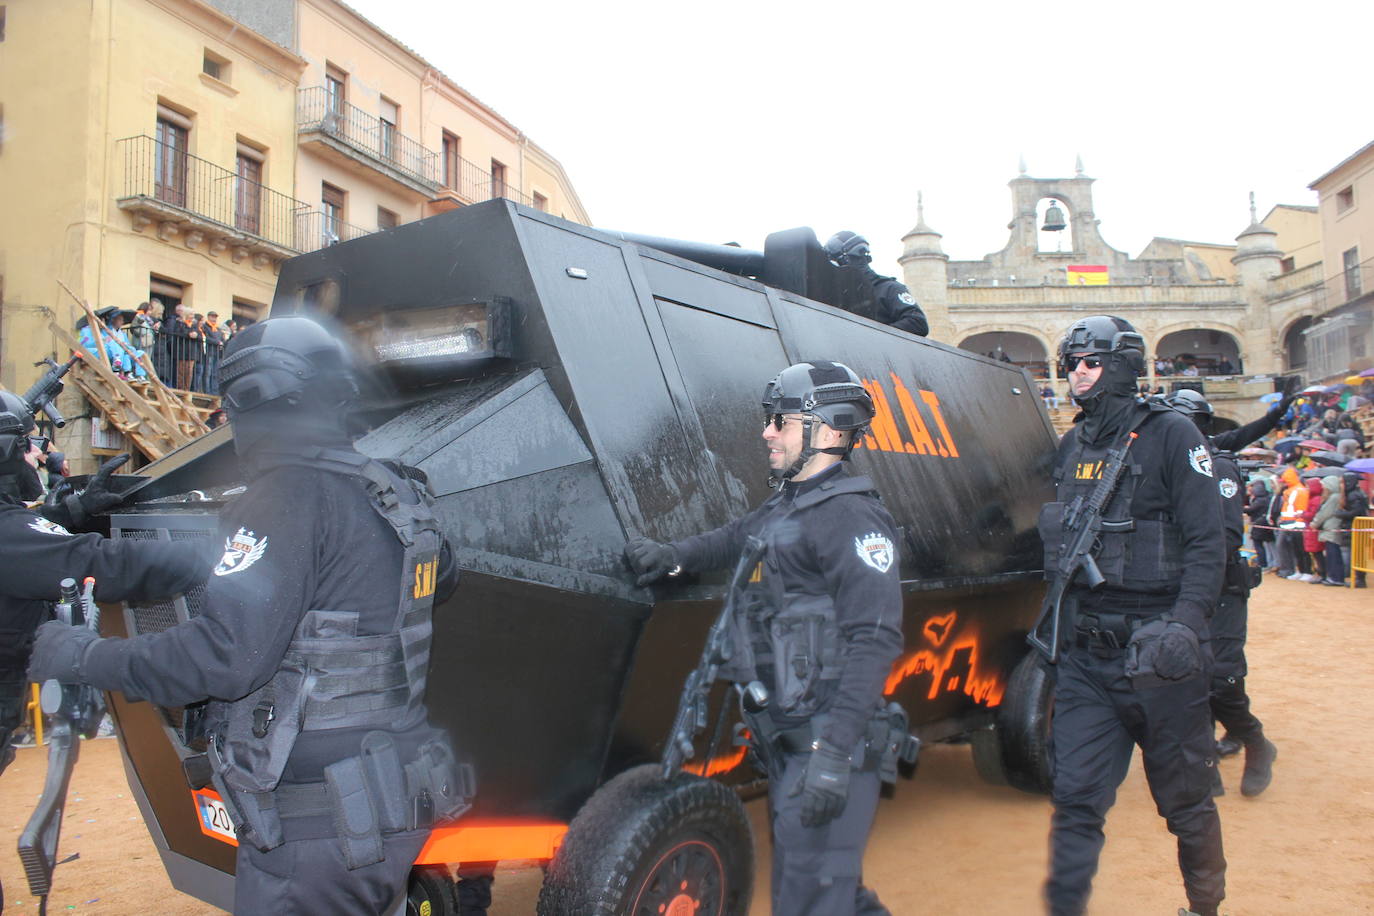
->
xmin=1038 ymin=411 xmax=1184 ymax=595
xmin=720 ymin=475 xmax=880 ymax=717
xmin=207 ymin=449 xmax=444 ymax=850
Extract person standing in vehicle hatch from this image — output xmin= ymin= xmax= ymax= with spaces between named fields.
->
xmin=626 ymin=360 xmax=906 ymax=916
xmin=824 ymin=231 xmax=930 ymax=336
xmin=28 ymin=316 xmax=472 ymax=915
xmin=1040 ymin=316 xmax=1226 ymax=916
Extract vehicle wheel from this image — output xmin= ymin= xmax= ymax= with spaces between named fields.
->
xmin=537 ymin=763 xmax=753 ymax=916
xmin=407 ymin=865 xmax=459 ymax=916
xmin=992 ymin=652 xmax=1055 ymax=794
xmin=969 ymin=723 xmax=1008 ymax=786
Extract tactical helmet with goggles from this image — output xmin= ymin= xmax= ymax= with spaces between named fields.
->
xmin=824 ymin=231 xmax=872 ymax=269
xmin=762 ymin=361 xmax=874 ymax=483
xmin=1057 ymin=315 xmax=1146 ymax=377
xmin=0 ymin=390 xmax=42 ymax=502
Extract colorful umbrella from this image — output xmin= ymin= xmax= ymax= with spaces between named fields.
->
xmin=1345 ymin=458 xmax=1374 ymax=474
xmin=1298 ymin=439 xmax=1336 ymax=451
xmin=1361 ymin=368 xmax=1374 ymax=378
xmin=1309 ymin=450 xmax=1350 ymax=467
xmin=1258 ymin=392 xmax=1283 ymax=405
xmin=1238 ymin=446 xmax=1280 ymax=461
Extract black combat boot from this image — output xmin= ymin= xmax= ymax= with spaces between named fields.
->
xmin=1241 ymin=736 xmax=1278 ymax=797
xmin=1180 ymin=905 xmax=1219 ymax=916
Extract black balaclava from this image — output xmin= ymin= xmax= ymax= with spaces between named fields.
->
xmin=0 ymin=391 xmax=43 ymax=503
xmin=1060 ymin=316 xmax=1146 ymax=447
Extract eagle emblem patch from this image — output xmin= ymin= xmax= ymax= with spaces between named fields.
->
xmin=1219 ymin=477 xmax=1238 ymax=499
xmin=214 ymin=527 xmax=268 ymax=577
xmin=855 ymin=532 xmax=895 ymax=573
xmin=898 ymin=291 xmax=917 ymax=306
xmin=28 ymin=517 xmax=71 ymax=536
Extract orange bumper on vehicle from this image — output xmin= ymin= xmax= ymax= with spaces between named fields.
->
xmin=414 ymin=819 xmax=569 ymax=866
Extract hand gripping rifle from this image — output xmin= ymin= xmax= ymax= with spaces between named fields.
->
xmin=1027 ymin=432 xmax=1140 ymax=664
xmin=23 ymin=356 xmax=80 ymax=429
xmin=661 ymin=535 xmax=767 ymax=781
xmin=18 ymin=577 xmax=107 ymax=916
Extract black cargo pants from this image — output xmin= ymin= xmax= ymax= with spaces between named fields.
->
xmin=766 ymin=748 xmax=889 ymax=916
xmin=1045 ymin=645 xmax=1226 ymax=916
xmin=1209 ymin=592 xmax=1263 ymax=746
xmin=233 ymin=828 xmax=427 ymax=915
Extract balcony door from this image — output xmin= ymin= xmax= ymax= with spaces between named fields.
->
xmin=155 ymin=115 xmax=188 ymax=207
xmin=235 ymin=146 xmax=264 ymax=235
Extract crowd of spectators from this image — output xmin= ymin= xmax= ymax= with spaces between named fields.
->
xmin=78 ymin=299 xmax=241 ymax=395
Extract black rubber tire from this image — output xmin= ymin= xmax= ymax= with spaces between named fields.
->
xmin=407 ymin=865 xmax=460 ymax=916
xmin=969 ymin=723 xmax=1008 ymax=786
xmin=537 ymin=764 xmax=753 ymax=916
xmin=993 ymin=652 xmax=1055 ymax=794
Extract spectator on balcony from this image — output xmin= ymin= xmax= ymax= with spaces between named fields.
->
xmin=78 ymin=308 xmax=125 ymax=374
xmin=1155 ymin=357 xmax=1171 ymax=376
xmin=1217 ymin=357 xmax=1235 ymax=376
xmin=129 ymin=302 xmax=158 ymax=351
xmin=196 ymin=312 xmax=225 ymax=395
xmin=165 ymin=304 xmax=201 ymax=391
xmin=108 ymin=310 xmax=148 ymax=380
xmin=1040 ymin=383 xmax=1059 ymax=409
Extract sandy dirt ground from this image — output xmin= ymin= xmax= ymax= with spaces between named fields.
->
xmin=2 ymin=573 xmax=1371 ymax=915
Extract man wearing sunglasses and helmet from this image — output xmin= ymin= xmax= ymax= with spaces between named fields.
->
xmin=1040 ymin=316 xmax=1227 ymax=916
xmin=626 ymin=360 xmax=905 ymax=916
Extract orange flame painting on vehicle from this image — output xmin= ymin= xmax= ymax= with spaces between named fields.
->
xmin=884 ymin=610 xmax=1005 ymax=707
xmin=856 ymin=373 xmax=960 ymax=459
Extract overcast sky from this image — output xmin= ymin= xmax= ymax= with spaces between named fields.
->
xmin=345 ymin=0 xmax=1368 ymax=274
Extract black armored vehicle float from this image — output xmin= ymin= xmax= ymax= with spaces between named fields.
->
xmin=97 ymin=201 xmax=1059 ymax=914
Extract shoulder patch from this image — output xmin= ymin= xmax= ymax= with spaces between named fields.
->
xmin=897 ymin=291 xmax=916 ymax=306
xmin=854 ymin=531 xmax=895 ymax=573
xmin=1188 ymin=444 xmax=1214 ymax=478
xmin=1219 ymin=477 xmax=1239 ymax=499
xmin=214 ymin=527 xmax=269 ymax=576
xmin=28 ymin=517 xmax=72 ymax=537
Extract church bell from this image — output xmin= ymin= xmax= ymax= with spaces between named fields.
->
xmin=1042 ymin=202 xmax=1067 ymax=233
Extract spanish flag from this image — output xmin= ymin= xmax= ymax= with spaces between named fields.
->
xmin=1067 ymin=265 xmax=1108 ymax=286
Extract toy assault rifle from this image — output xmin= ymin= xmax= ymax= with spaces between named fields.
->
xmin=661 ymin=535 xmax=767 ymax=781
xmin=18 ymin=577 xmax=106 ymax=916
xmin=23 ymin=356 xmax=80 ymax=429
xmin=1027 ymin=431 xmax=1140 ymax=664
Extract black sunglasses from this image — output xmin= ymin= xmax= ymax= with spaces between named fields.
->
xmin=1064 ymin=354 xmax=1104 ymax=370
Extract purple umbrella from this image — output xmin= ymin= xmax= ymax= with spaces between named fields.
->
xmin=1345 ymin=458 xmax=1374 ymax=474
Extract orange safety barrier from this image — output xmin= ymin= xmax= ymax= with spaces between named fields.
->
xmin=414 ymin=819 xmax=568 ymax=866
xmin=1352 ymin=517 xmax=1374 ymax=575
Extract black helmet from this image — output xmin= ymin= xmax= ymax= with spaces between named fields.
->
xmin=762 ymin=360 xmax=873 ymax=483
xmin=1057 ymin=315 xmax=1145 ymax=376
xmin=0 ymin=390 xmax=42 ymax=502
xmin=219 ymin=316 xmax=357 ymax=415
xmin=217 ymin=316 xmax=360 ymax=459
xmin=824 ymin=231 xmax=872 ymax=268
xmin=762 ymin=360 xmax=874 ymax=431
xmin=1160 ymin=388 xmax=1213 ymax=433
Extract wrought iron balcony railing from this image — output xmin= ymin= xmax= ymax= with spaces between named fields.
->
xmin=295 ymin=210 xmax=374 ymax=254
xmin=441 ymin=152 xmax=532 ymax=207
xmin=298 ymin=87 xmax=440 ymax=189
xmin=117 ymin=135 xmax=307 ymax=251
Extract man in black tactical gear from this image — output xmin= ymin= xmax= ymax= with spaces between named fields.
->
xmin=1162 ymin=382 xmax=1301 ymax=454
xmin=0 ymin=390 xmax=207 ymax=776
xmin=28 ymin=316 xmax=469 ymax=915
xmin=1040 ymin=316 xmax=1227 ymax=916
xmin=626 ymin=360 xmax=904 ymax=916
xmin=824 ymin=231 xmax=929 ymax=337
xmin=1162 ymin=390 xmax=1277 ymax=797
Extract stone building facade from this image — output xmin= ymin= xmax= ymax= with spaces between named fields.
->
xmin=899 ymin=165 xmax=1324 ymax=425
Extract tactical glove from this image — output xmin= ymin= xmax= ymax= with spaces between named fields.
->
xmin=41 ymin=453 xmax=130 ymax=530
xmin=1152 ymin=621 xmax=1202 ymax=681
xmin=792 ymin=737 xmax=852 ymax=828
xmin=1273 ymin=374 xmax=1303 ymax=418
xmin=28 ymin=619 xmax=102 ymax=685
xmin=624 ymin=537 xmax=680 ymax=586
